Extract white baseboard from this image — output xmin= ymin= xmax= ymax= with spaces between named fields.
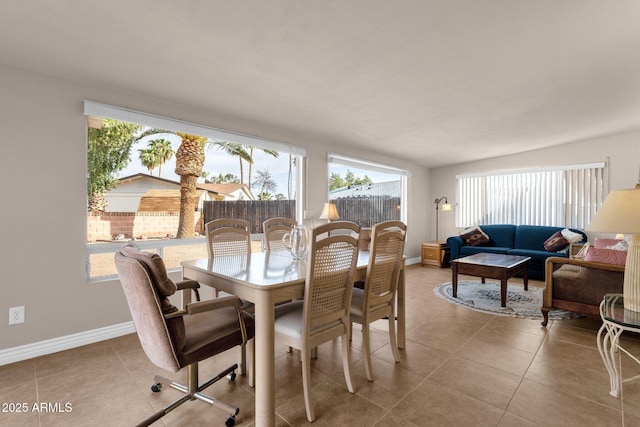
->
xmin=0 ymin=321 xmax=136 ymax=366
xmin=406 ymin=256 xmax=421 ymax=266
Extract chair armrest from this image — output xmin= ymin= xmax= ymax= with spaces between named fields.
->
xmin=176 ymin=279 xmax=201 ymax=301
xmin=186 ymin=295 xmax=242 ymax=315
xmin=543 ymin=256 xmax=625 ymax=308
xmin=545 ymin=256 xmax=626 ymax=274
xmin=187 ymin=296 xmax=250 ymax=345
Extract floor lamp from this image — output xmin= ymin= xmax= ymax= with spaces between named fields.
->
xmin=587 ymin=184 xmax=640 ymax=312
xmin=434 ymin=196 xmax=452 ymax=241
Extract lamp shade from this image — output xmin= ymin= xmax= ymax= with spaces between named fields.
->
xmin=441 ymin=202 xmax=453 ymax=211
xmin=587 ymin=184 xmax=640 ymax=312
xmin=586 ymin=184 xmax=640 ymax=234
xmin=319 ymin=202 xmax=340 ymax=220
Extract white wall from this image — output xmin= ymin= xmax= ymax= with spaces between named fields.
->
xmin=429 ymin=132 xmax=639 ymax=241
xmin=0 ymin=64 xmax=430 ymax=354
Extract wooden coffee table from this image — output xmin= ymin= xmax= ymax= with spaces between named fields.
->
xmin=451 ymin=253 xmax=531 ymax=307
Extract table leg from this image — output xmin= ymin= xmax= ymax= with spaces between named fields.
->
xmin=452 ymin=264 xmax=458 ymax=298
xmin=597 ymin=321 xmax=623 ymax=398
xmin=254 ymin=292 xmax=276 ymax=427
xmin=500 ymin=279 xmax=507 ymax=307
xmin=523 ymin=268 xmax=529 ymax=291
xmin=397 ymin=267 xmax=405 ymax=349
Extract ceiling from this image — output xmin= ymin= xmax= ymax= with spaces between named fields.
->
xmin=1 ymin=1 xmax=639 ymax=168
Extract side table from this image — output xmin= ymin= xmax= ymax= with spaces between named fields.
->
xmin=597 ymin=294 xmax=640 ymax=420
xmin=421 ymin=241 xmax=450 ymax=268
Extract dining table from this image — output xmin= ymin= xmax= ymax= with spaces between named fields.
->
xmin=181 ymin=250 xmax=406 ymax=427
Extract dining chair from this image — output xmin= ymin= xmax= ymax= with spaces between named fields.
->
xmin=262 ymin=217 xmax=297 ymax=255
xmin=205 ymin=218 xmax=252 ymax=258
xmin=204 ymin=218 xmax=255 ymax=382
xmin=114 ymin=242 xmax=254 ymax=427
xmin=351 ymin=220 xmax=406 ymax=381
xmin=273 ymin=221 xmax=360 ymax=422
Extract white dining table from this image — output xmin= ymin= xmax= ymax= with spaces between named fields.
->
xmin=181 ymin=251 xmax=405 ymax=427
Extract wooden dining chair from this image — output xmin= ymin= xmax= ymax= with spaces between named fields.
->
xmin=273 ymin=221 xmax=360 ymax=422
xmin=205 ymin=218 xmax=251 ymax=259
xmin=350 ymin=220 xmax=406 ymax=381
xmin=262 ymin=217 xmax=296 ymax=255
xmin=204 ymin=218 xmax=254 ymax=382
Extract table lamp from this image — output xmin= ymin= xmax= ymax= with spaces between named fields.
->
xmin=319 ymin=201 xmax=340 ymax=222
xmin=434 ymin=196 xmax=452 ymax=241
xmin=587 ymin=184 xmax=640 ymax=312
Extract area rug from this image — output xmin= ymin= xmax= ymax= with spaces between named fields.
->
xmin=434 ymin=280 xmax=583 ymax=320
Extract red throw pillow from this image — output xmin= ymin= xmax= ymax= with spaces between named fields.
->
xmin=584 ymin=247 xmax=627 ymax=266
xmin=544 ymin=231 xmax=569 ymax=252
xmin=459 ymin=226 xmax=491 ymax=246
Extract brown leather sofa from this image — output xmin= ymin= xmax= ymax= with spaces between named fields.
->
xmin=541 ymin=256 xmax=625 ymax=326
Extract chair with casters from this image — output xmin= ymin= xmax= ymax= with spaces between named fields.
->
xmin=351 ymin=220 xmax=406 ymax=381
xmin=114 ymin=242 xmax=254 ymax=427
xmin=262 ymin=217 xmax=297 ymax=255
xmin=273 ymin=221 xmax=360 ymax=422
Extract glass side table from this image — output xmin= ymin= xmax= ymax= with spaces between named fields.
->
xmin=597 ymin=294 xmax=640 ymax=406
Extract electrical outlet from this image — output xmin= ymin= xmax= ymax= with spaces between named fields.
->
xmin=9 ymin=306 xmax=25 ymax=325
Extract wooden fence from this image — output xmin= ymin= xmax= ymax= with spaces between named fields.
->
xmin=334 ymin=196 xmax=401 ymax=227
xmin=203 ymin=196 xmax=400 ymax=233
xmin=203 ymin=200 xmax=296 ymax=233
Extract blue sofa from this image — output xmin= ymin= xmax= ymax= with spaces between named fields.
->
xmin=446 ymin=224 xmax=587 ymax=280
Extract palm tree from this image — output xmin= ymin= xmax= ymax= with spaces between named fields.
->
xmin=174 ymin=132 xmax=208 ymax=238
xmin=214 ymin=141 xmax=252 ymax=184
xmin=148 ymin=138 xmax=174 ymax=177
xmin=246 ymin=146 xmax=279 ymax=189
xmin=135 ymin=129 xmax=253 ymax=238
xmin=253 ymin=168 xmax=278 ymax=198
xmin=138 ymin=147 xmax=159 ymax=175
xmin=210 ymin=173 xmax=240 ymax=184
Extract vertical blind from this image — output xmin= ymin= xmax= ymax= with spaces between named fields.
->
xmin=456 ymin=162 xmax=606 ymax=229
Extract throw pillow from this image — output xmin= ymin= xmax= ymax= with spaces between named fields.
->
xmin=594 ymin=238 xmax=627 ymax=250
xmin=544 ymin=231 xmax=570 ymax=252
xmin=561 ymin=228 xmax=583 ymax=244
xmin=459 ymin=226 xmax=491 ymax=246
xmin=584 ymin=247 xmax=627 ymax=266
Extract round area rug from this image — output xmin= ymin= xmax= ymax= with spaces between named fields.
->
xmin=434 ymin=280 xmax=583 ymax=320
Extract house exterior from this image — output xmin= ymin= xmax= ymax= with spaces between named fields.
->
xmin=198 ymin=182 xmax=255 ymax=201
xmin=105 ymin=173 xmax=253 ymax=212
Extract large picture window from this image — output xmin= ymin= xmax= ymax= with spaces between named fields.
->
xmin=327 ymin=153 xmax=409 ymax=227
xmin=85 ymin=101 xmax=306 ymax=282
xmin=456 ymin=162 xmax=606 ymax=229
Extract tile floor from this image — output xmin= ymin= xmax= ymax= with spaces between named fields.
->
xmin=2 ymin=265 xmax=640 ymax=426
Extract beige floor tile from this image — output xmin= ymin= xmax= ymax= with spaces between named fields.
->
xmin=391 ymin=379 xmax=504 ymax=426
xmin=429 ymin=356 xmax=522 ymax=410
xmin=0 ymin=382 xmax=39 ymax=427
xmin=456 ymin=336 xmax=536 ymax=377
xmin=507 ymin=379 xmax=623 ymax=426
xmin=0 ymin=359 xmax=35 ymax=393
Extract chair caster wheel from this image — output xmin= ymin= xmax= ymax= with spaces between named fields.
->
xmin=227 ymin=372 xmax=237 ymax=381
xmin=151 ymin=383 xmax=162 ymax=393
xmin=225 ymin=414 xmax=236 ymax=426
